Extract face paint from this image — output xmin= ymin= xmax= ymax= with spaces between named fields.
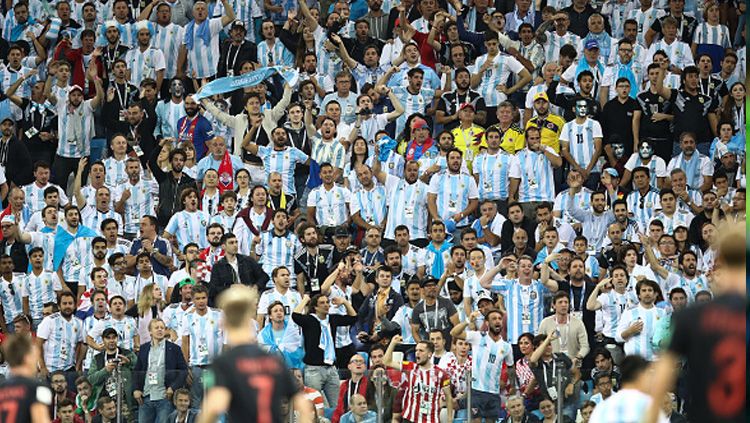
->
xmin=639 ymin=142 xmax=654 ymax=160
xmin=574 ymin=100 xmax=588 ymax=117
xmin=170 ymin=79 xmax=185 ymax=97
xmin=612 ymin=143 xmax=625 ymax=159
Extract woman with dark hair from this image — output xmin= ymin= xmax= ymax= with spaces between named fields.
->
xmin=345 ymin=136 xmax=370 ymax=190
xmin=233 ymin=168 xmax=252 ymax=210
xmin=234 ymin=185 xmax=274 ymax=255
xmin=516 ymin=332 xmax=542 ymax=410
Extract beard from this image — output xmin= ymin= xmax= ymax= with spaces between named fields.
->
xmin=185 ymin=107 xmax=198 ymax=117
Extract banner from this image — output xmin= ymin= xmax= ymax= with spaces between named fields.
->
xmin=193 ymin=66 xmax=299 ymax=100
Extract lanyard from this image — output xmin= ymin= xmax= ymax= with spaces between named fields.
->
xmin=306 ymin=250 xmax=320 ymax=278
xmin=115 ymin=83 xmax=128 ymax=110
xmin=226 ymin=43 xmax=242 ymax=73
xmin=106 ymin=43 xmax=120 ymax=70
xmin=424 ymin=299 xmax=440 ymax=333
xmin=570 ymin=285 xmax=585 ymax=312
xmin=519 ymin=284 xmax=532 ymax=311
xmin=541 ymin=359 xmax=556 ymax=387
xmin=347 ymin=379 xmax=361 ymax=406
xmin=30 ymin=104 xmax=47 ymax=131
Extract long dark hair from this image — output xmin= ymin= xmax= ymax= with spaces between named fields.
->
xmin=349 ymin=136 xmax=370 ymax=172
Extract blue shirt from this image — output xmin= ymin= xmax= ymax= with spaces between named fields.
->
xmin=129 ymin=236 xmax=172 ymax=277
xmin=175 ymin=115 xmax=214 ymax=159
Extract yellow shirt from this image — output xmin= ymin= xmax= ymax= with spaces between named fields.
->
xmin=486 ymin=123 xmax=526 ymax=154
xmin=525 ymin=113 xmax=565 ymax=153
xmin=451 ymin=124 xmax=486 ymax=172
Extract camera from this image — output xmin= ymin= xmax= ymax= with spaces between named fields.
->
xmin=356 ymin=108 xmax=371 ymax=115
xmin=111 ymin=357 xmax=122 ymax=365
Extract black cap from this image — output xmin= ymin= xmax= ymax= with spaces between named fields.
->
xmin=0 ymin=117 xmax=15 ymax=126
xmin=421 ymin=276 xmax=439 ymax=288
xmin=345 ymin=245 xmax=359 ymax=255
xmin=231 ymin=20 xmax=246 ymax=30
xmin=334 ymin=226 xmax=350 ymax=238
xmin=102 ymin=327 xmax=119 ymax=339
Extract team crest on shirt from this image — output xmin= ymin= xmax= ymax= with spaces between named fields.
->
xmin=388 ymin=163 xmax=394 ymax=169
xmin=698 ymin=97 xmax=704 ymax=103
xmin=646 ymin=202 xmax=652 ymax=208
xmin=200 ymin=219 xmax=207 ymax=226
xmin=286 ymin=240 xmax=293 ymax=248
xmin=284 ymin=153 xmax=290 ymax=160
xmin=497 ymin=162 xmax=503 ymax=168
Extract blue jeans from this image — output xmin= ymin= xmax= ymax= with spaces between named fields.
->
xmin=303 ymin=365 xmax=340 ymax=409
xmin=190 ymin=366 xmax=207 ymax=407
xmin=138 ymin=396 xmax=174 ymax=423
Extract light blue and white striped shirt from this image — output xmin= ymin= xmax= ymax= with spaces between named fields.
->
xmin=55 ymin=99 xmax=95 ymax=158
xmin=473 ymin=151 xmax=513 ymax=201
xmin=554 ymin=187 xmax=592 ymax=225
xmin=312 ymin=27 xmax=345 ymax=77
xmin=257 ymin=231 xmax=302 ymax=281
xmin=543 ymin=31 xmax=580 ymax=63
xmin=627 ymin=7 xmax=664 ymax=47
xmin=390 ymin=86 xmax=434 ymax=136
xmin=470 ymin=53 xmax=525 ymax=107
xmin=124 ymin=46 xmax=166 ymax=86
xmin=22 ymin=182 xmax=68 ymax=213
xmin=183 ymin=18 xmax=224 ymax=78
xmin=0 ymin=276 xmax=23 ymax=326
xmin=597 ymin=289 xmax=638 ymax=338
xmin=692 ymin=22 xmax=731 ymax=49
xmin=165 ymin=209 xmax=210 ymax=249
xmin=466 ymin=330 xmax=514 ymax=394
xmin=491 ymin=279 xmax=549 ymax=344
xmin=257 ymin=146 xmax=308 ymax=195
xmin=103 ymin=157 xmax=128 ymax=187
xmin=308 ymin=185 xmax=351 ymax=227
xmin=179 ymin=308 xmax=224 ymax=365
xmin=383 ymin=175 xmax=429 ymax=240
xmin=153 ymin=23 xmax=185 ymax=79
xmin=560 ymin=118 xmax=603 ymax=173
xmin=509 ymin=146 xmax=558 ymax=202
xmin=647 ymin=39 xmax=694 ymax=71
xmin=350 ymin=185 xmax=388 ymax=226
xmin=311 ymin=137 xmax=347 ymax=170
xmin=626 ymin=188 xmax=661 ymax=231
xmin=257 ymin=38 xmax=295 ymax=67
xmin=21 ymin=271 xmax=62 ymax=321
xmin=615 ymin=304 xmax=665 ymax=360
xmin=90 ymin=315 xmax=139 ymax=350
xmin=115 ymin=180 xmax=155 ymax=234
xmin=37 ymin=312 xmax=84 ymax=372
xmin=427 ymin=171 xmax=479 ymax=227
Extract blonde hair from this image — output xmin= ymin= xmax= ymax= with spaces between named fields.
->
xmin=217 ymin=285 xmax=259 ymax=329
xmin=137 ymin=283 xmax=165 ymax=317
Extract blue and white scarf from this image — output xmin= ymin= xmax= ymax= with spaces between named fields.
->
xmin=314 ymin=314 xmax=336 ymax=365
xmin=184 ymin=18 xmax=211 ymax=51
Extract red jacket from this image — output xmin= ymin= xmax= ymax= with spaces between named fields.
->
xmin=53 ymin=43 xmax=104 ymax=99
xmin=332 ymin=376 xmax=369 ymax=423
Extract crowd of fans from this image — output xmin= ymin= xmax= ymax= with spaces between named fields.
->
xmin=0 ymin=0 xmax=743 ymax=420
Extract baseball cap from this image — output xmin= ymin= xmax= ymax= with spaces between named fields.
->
xmin=0 ymin=117 xmax=14 ymax=126
xmin=334 ymin=226 xmax=350 ymax=238
xmin=459 ymin=103 xmax=475 ymax=112
xmin=69 ymin=85 xmax=84 ymax=94
xmin=102 ymin=327 xmax=119 ymax=339
xmin=584 ymin=38 xmax=599 ymax=50
xmin=345 ymin=245 xmax=359 ymax=255
xmin=533 ymin=91 xmax=549 ymax=102
xmin=411 ymin=117 xmax=429 ymax=130
xmin=477 ymin=291 xmax=494 ymax=305
xmin=0 ymin=215 xmax=15 ymax=225
xmin=421 ymin=276 xmax=439 ymax=288
xmin=231 ymin=20 xmax=247 ymax=30
xmin=178 ymin=277 xmax=196 ymax=288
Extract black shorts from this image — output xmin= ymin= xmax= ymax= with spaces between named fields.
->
xmin=470 ymin=389 xmax=502 ymax=419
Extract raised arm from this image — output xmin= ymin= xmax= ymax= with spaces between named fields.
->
xmin=529 ymin=331 xmax=557 ymax=365
xmin=72 ymin=157 xmax=88 ymax=208
xmin=382 ymin=335 xmax=403 ymax=370
xmin=297 ymin=0 xmax=319 ymax=30
xmin=5 ymin=69 xmax=36 ymax=107
xmin=384 ymin=87 xmax=404 ymax=122
xmin=304 ymin=106 xmax=317 ymax=138
xmin=586 ymin=278 xmax=610 ymax=311
xmin=89 ymin=59 xmax=104 ymax=109
xmin=219 ymin=0 xmax=236 ymax=27
xmin=639 ymin=233 xmax=669 ymax=279
xmin=539 ymin=257 xmax=560 ymax=291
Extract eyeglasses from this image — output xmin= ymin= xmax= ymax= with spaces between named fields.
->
xmin=619 ymin=48 xmax=633 ymax=53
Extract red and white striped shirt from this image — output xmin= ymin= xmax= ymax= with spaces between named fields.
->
xmin=399 ymin=361 xmax=450 ymax=423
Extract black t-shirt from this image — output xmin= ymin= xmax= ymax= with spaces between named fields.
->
xmin=437 ymin=89 xmax=486 ymax=132
xmin=635 ymin=89 xmax=674 ymax=154
xmin=601 ymin=97 xmax=640 ymax=158
xmin=649 ymin=14 xmax=697 ymax=43
xmin=669 ymin=88 xmax=719 ymax=143
xmin=294 ymin=246 xmax=334 ymax=295
xmin=0 ymin=375 xmax=52 ymax=423
xmin=410 ymin=297 xmax=458 ymax=341
xmin=668 ymin=293 xmax=746 ymax=422
xmin=211 ymin=344 xmax=299 ymax=423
